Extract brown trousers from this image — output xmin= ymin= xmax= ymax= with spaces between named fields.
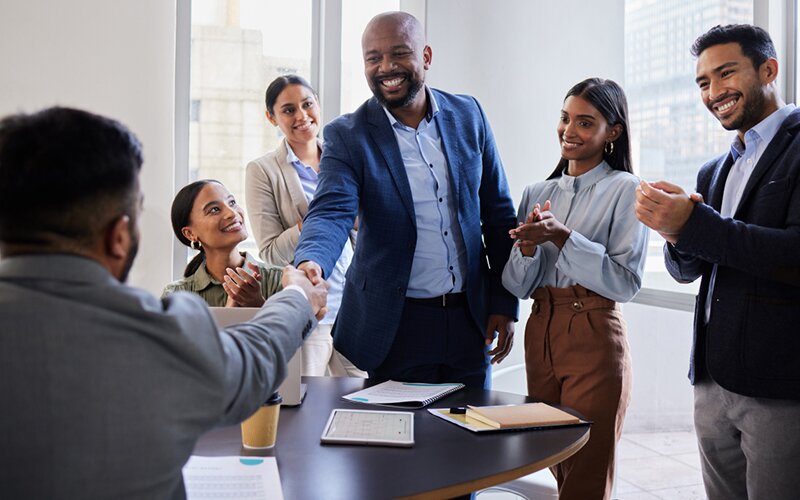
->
xmin=526 ymin=285 xmax=631 ymax=500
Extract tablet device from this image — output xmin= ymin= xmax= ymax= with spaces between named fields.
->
xmin=320 ymin=409 xmax=414 ymax=448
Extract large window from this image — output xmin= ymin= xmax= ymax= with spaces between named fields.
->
xmin=186 ymin=0 xmax=403 ymax=261
xmin=189 ymin=0 xmax=312 ymax=256
xmin=624 ymin=0 xmax=753 ymax=303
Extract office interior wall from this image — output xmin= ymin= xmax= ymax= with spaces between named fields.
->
xmin=423 ymin=0 xmax=625 ymax=378
xmin=0 ymin=0 xmax=176 ymax=295
xmin=424 ymin=0 xmax=693 ymax=431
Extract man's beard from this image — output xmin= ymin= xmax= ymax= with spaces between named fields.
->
xmin=370 ymin=73 xmax=424 ymax=109
xmin=716 ymin=83 xmax=767 ymax=132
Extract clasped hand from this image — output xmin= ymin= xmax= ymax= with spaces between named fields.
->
xmin=285 ymin=263 xmax=329 ymax=320
xmin=508 ymin=200 xmax=571 ymax=256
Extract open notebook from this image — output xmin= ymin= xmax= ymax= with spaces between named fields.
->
xmin=209 ymin=307 xmax=306 ymax=406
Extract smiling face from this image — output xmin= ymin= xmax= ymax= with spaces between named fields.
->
xmin=181 ymin=182 xmax=247 ymax=251
xmin=557 ymin=95 xmax=620 ymax=173
xmin=267 ymin=84 xmax=320 ymax=147
xmin=362 ymin=15 xmax=431 ymax=109
xmin=695 ymin=42 xmax=777 ymax=134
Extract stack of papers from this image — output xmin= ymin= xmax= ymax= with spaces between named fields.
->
xmin=343 ymin=380 xmax=464 ymax=408
xmin=182 ymin=456 xmax=283 ymax=499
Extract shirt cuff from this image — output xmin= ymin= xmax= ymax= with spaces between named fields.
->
xmin=282 ymin=284 xmax=308 ymax=301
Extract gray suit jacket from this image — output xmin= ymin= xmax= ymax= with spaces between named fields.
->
xmin=0 ymin=254 xmax=315 ymax=499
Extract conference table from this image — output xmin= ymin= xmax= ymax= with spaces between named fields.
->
xmin=194 ymin=377 xmax=590 ymax=499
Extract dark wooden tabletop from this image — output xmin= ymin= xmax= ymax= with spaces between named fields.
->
xmin=193 ymin=377 xmax=589 ymax=500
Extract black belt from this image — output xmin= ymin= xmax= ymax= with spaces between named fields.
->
xmin=406 ymin=292 xmax=466 ymax=308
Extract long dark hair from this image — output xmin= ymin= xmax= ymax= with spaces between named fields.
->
xmin=548 ymin=78 xmax=633 ymax=179
xmin=171 ymin=179 xmax=222 ymax=277
xmin=265 ymin=74 xmax=317 ymax=116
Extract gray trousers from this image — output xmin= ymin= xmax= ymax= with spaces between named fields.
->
xmin=694 ymin=378 xmax=800 ymax=500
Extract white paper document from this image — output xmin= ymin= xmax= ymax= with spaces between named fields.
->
xmin=182 ymin=455 xmax=283 ymax=499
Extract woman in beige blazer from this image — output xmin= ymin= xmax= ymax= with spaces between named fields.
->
xmin=245 ymin=75 xmax=362 ymax=377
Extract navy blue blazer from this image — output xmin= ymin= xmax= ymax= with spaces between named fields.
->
xmin=294 ymin=89 xmax=519 ymax=370
xmin=665 ymin=107 xmax=800 ymax=399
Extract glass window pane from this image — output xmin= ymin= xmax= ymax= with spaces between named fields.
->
xmin=189 ymin=0 xmax=312 ymax=255
xmin=340 ymin=0 xmax=401 ymax=114
xmin=624 ymin=0 xmax=753 ymax=295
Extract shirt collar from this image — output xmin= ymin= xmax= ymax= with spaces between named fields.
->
xmin=285 ymin=142 xmax=318 ymax=181
xmin=382 ymin=85 xmax=438 ymax=129
xmin=557 ymin=161 xmax=613 ymax=193
xmin=731 ymin=103 xmax=796 ymax=161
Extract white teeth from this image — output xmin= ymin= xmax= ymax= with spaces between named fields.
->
xmin=382 ymin=77 xmax=404 ymax=87
xmin=222 ymin=222 xmax=242 ymax=232
xmin=716 ymin=99 xmax=737 ymax=113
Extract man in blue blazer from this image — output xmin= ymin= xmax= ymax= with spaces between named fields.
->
xmin=295 ymin=12 xmax=518 ymax=388
xmin=635 ymin=25 xmax=800 ymax=500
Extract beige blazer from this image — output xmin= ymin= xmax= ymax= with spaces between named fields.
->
xmin=245 ymin=138 xmax=355 ymax=266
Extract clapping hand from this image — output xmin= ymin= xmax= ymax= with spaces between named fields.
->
xmin=509 ymin=200 xmax=571 ymax=255
xmin=223 ymin=261 xmax=265 ymax=307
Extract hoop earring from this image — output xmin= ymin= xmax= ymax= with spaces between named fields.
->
xmin=604 ymin=141 xmax=615 ymax=156
xmin=190 ymin=240 xmax=201 ymax=251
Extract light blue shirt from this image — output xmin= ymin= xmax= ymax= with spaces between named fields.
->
xmin=382 ymin=87 xmax=467 ymax=298
xmin=705 ymin=103 xmax=796 ymax=322
xmin=502 ymin=162 xmax=648 ymax=302
xmin=286 ymin=144 xmax=353 ymax=325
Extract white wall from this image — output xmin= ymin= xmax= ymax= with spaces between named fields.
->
xmin=0 ymin=0 xmax=177 ymax=295
xmin=424 ymin=0 xmax=625 ymax=384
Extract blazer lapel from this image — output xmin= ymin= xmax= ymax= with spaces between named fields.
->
xmin=434 ymin=104 xmax=463 ymax=204
xmin=366 ymin=99 xmax=415 ymax=222
xmin=276 ymin=138 xmax=311 ymax=217
xmin=735 ymin=110 xmax=800 ymax=216
xmin=709 ymin=154 xmax=734 ymax=211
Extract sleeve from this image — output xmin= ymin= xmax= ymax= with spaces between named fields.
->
xmin=245 ymin=157 xmax=302 ymax=266
xmin=675 ymin=192 xmax=800 ymax=286
xmin=258 ymin=264 xmax=284 ymax=299
xmin=554 ymin=178 xmax=649 ymax=302
xmin=293 ymin=124 xmax=360 ymax=277
xmin=474 ymin=97 xmax=520 ymax=319
xmin=663 ymin=242 xmax=705 ymax=283
xmin=214 ymin=289 xmax=316 ymax=425
xmin=501 ymin=186 xmax=550 ymax=298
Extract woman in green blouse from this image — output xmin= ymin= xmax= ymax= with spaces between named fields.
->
xmin=163 ymin=179 xmax=282 ymax=306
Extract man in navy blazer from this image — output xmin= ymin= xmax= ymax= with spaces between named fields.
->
xmin=635 ymin=25 xmax=800 ymax=500
xmin=295 ymin=11 xmax=518 ymax=388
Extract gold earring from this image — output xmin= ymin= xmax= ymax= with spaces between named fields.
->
xmin=604 ymin=141 xmax=615 ymax=155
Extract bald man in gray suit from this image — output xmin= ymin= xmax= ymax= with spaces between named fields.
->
xmin=0 ymin=107 xmax=328 ymax=499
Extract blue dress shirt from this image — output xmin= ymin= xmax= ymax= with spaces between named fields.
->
xmin=382 ymin=87 xmax=467 ymax=298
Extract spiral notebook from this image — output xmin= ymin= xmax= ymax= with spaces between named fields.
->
xmin=342 ymin=380 xmax=465 ymax=408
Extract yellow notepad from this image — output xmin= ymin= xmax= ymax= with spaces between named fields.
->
xmin=465 ymin=403 xmax=581 ymax=429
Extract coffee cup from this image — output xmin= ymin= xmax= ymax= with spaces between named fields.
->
xmin=241 ymin=392 xmax=282 ymax=449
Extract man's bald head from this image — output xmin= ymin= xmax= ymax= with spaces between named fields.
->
xmin=362 ymin=11 xmax=426 ymax=51
xmin=361 ymin=12 xmax=431 ymax=111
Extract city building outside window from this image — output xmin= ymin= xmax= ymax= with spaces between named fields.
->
xmin=624 ymin=0 xmax=753 ymax=298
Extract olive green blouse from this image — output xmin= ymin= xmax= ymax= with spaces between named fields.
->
xmin=162 ymin=252 xmax=283 ymax=307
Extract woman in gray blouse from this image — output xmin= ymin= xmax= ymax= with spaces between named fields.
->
xmin=502 ymin=78 xmax=648 ymax=500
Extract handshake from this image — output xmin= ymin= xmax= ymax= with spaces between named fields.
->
xmin=280 ymin=262 xmax=330 ymax=320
